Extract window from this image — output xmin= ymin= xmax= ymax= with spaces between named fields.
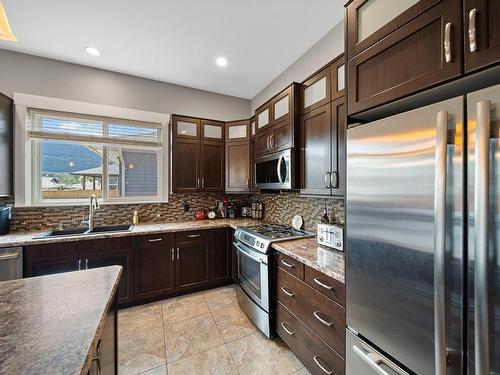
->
xmin=26 ymin=110 xmax=166 ymax=205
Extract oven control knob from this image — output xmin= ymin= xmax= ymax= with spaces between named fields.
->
xmin=260 ymin=243 xmax=265 ymax=249
xmin=335 ymin=241 xmax=341 ymax=247
xmin=256 ymin=240 xmax=260 ymax=247
xmin=319 ymin=236 xmax=324 ymax=242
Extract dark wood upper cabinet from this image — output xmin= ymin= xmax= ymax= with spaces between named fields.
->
xmin=347 ymin=0 xmax=462 ymax=116
xmin=172 ymin=115 xmax=201 ymax=139
xmin=225 ymin=140 xmax=250 ymax=192
xmin=346 ymin=0 xmax=440 ymax=59
xmin=201 ymin=141 xmax=224 ymax=191
xmin=464 ymin=0 xmax=500 ymax=72
xmin=175 ymin=232 xmax=211 ymax=293
xmin=301 ymin=67 xmax=331 ymax=115
xmin=172 ymin=115 xmax=225 ymax=193
xmin=0 ymin=93 xmax=13 ymax=197
xmin=331 ymin=97 xmax=346 ymax=196
xmin=134 ymin=234 xmax=175 ymax=301
xmin=226 ymin=120 xmax=249 ymax=141
xmin=300 ymin=103 xmax=332 ymax=196
xmin=172 ymin=138 xmax=200 ymax=192
xmin=201 ymin=120 xmax=224 ymax=141
xmin=255 ymin=103 xmax=272 ymax=132
xmin=330 ymin=55 xmax=346 ymax=101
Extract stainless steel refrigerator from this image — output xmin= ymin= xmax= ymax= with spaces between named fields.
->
xmin=346 ymin=84 xmax=500 ymax=374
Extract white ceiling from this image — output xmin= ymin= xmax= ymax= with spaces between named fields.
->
xmin=0 ymin=0 xmax=344 ymax=99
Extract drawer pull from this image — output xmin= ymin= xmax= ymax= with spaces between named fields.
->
xmin=281 ymin=287 xmax=295 ymax=297
xmin=313 ymin=311 xmax=334 ymax=327
xmin=280 ymin=259 xmax=295 ymax=268
xmin=313 ymin=356 xmax=333 ymax=375
xmin=313 ymin=277 xmax=334 ymax=291
xmin=188 ymin=234 xmax=201 ymax=238
xmin=148 ymin=238 xmax=163 ymax=242
xmin=280 ymin=322 xmax=295 ymax=336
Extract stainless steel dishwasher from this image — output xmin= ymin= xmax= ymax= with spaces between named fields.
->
xmin=0 ymin=247 xmax=22 ymax=281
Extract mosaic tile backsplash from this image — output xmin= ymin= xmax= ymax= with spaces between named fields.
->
xmin=1 ymin=192 xmax=344 ymax=232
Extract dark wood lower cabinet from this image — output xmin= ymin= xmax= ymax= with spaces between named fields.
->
xmin=277 ymin=302 xmax=344 ymax=375
xmin=86 ymin=249 xmax=132 ymax=305
xmin=211 ymin=228 xmax=231 ymax=284
xmin=134 ymin=234 xmax=175 ymax=301
xmin=23 ymin=228 xmax=233 ymax=307
xmin=175 ymin=235 xmax=211 ymax=292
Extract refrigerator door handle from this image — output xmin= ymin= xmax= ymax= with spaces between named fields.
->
xmin=434 ymin=110 xmax=448 ymax=375
xmin=474 ymin=100 xmax=491 ymax=375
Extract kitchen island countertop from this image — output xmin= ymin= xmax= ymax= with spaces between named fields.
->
xmin=272 ymin=237 xmax=345 ymax=283
xmin=0 ymin=266 xmax=122 ymax=375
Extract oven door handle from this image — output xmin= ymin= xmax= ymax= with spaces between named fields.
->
xmin=276 ymin=154 xmax=284 ymax=185
xmin=233 ymin=242 xmax=267 ymax=265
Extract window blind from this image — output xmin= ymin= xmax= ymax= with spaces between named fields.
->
xmin=27 ymin=109 xmax=162 ymax=147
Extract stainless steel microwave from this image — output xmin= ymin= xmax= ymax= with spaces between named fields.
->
xmin=255 ymin=148 xmax=295 ymax=190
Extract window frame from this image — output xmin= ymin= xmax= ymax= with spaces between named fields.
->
xmin=16 ymin=98 xmax=170 ymax=207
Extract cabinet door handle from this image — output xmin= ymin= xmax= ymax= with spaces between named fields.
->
xmin=313 ymin=356 xmax=333 ymax=375
xmin=313 ymin=277 xmax=334 ymax=291
xmin=468 ymin=8 xmax=477 ymax=52
xmin=171 ymin=248 xmax=174 ymax=261
xmin=177 ymin=248 xmax=180 ymax=260
xmin=77 ymin=259 xmax=81 ymax=271
xmin=148 ymin=238 xmax=163 ymax=242
xmin=444 ymin=22 xmax=452 ymax=63
xmin=197 ymin=178 xmax=200 ymax=189
xmin=280 ymin=259 xmax=295 ymax=268
xmin=201 ymin=177 xmax=205 ymax=189
xmin=188 ymin=234 xmax=201 ymax=238
xmin=313 ymin=311 xmax=334 ymax=327
xmin=280 ymin=322 xmax=295 ymax=336
xmin=85 ymin=259 xmax=89 ymax=269
xmin=270 ymin=134 xmax=274 ymax=148
xmin=266 ymin=135 xmax=270 ymax=149
xmin=324 ymin=172 xmax=331 ymax=188
xmin=330 ymin=171 xmax=338 ymax=189
xmin=281 ymin=286 xmax=295 ymax=297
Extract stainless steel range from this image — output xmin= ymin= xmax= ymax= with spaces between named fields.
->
xmin=233 ymin=224 xmax=314 ymax=338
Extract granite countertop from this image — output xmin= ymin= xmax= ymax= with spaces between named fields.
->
xmin=0 ymin=218 xmax=261 ymax=248
xmin=0 ymin=266 xmax=122 ymax=375
xmin=272 ymin=237 xmax=345 ymax=283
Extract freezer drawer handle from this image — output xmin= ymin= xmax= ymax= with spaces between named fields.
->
xmin=434 ymin=110 xmax=448 ymax=375
xmin=280 ymin=322 xmax=295 ymax=336
xmin=281 ymin=286 xmax=295 ymax=297
xmin=0 ymin=253 xmax=19 ymax=261
xmin=352 ymin=345 xmax=392 ymax=375
xmin=313 ymin=311 xmax=334 ymax=327
xmin=474 ymin=100 xmax=491 ymax=374
xmin=312 ymin=356 xmax=333 ymax=375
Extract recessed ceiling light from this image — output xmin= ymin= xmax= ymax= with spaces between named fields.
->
xmin=85 ymin=47 xmax=101 ymax=57
xmin=216 ymin=57 xmax=228 ymax=67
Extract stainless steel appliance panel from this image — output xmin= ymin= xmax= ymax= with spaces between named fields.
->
xmin=467 ymin=84 xmax=500 ymax=374
xmin=346 ymin=97 xmax=464 ymax=374
xmin=255 ymin=149 xmax=293 ymax=190
xmin=346 ymin=329 xmax=409 ymax=375
xmin=0 ymin=247 xmax=22 ymax=281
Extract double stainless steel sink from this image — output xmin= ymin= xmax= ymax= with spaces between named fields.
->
xmin=36 ymin=224 xmax=133 ymax=238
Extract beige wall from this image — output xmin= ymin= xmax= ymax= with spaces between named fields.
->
xmin=251 ymin=21 xmax=344 ymax=112
xmin=0 ymin=49 xmax=250 ymax=121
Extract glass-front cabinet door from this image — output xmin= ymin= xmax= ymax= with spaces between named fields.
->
xmin=256 ymin=104 xmax=271 ymax=130
xmin=201 ymin=120 xmax=223 ymax=140
xmin=172 ymin=115 xmax=200 ymax=139
xmin=301 ymin=66 xmax=331 ymax=115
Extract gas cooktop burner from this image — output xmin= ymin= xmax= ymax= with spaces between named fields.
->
xmin=234 ymin=223 xmax=315 ymax=253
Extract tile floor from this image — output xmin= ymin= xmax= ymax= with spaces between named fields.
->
xmin=118 ymin=284 xmax=310 ymax=375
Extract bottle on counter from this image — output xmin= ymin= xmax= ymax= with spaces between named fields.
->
xmin=321 ymin=206 xmax=329 ymax=224
xmin=132 ymin=210 xmax=139 ymax=225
